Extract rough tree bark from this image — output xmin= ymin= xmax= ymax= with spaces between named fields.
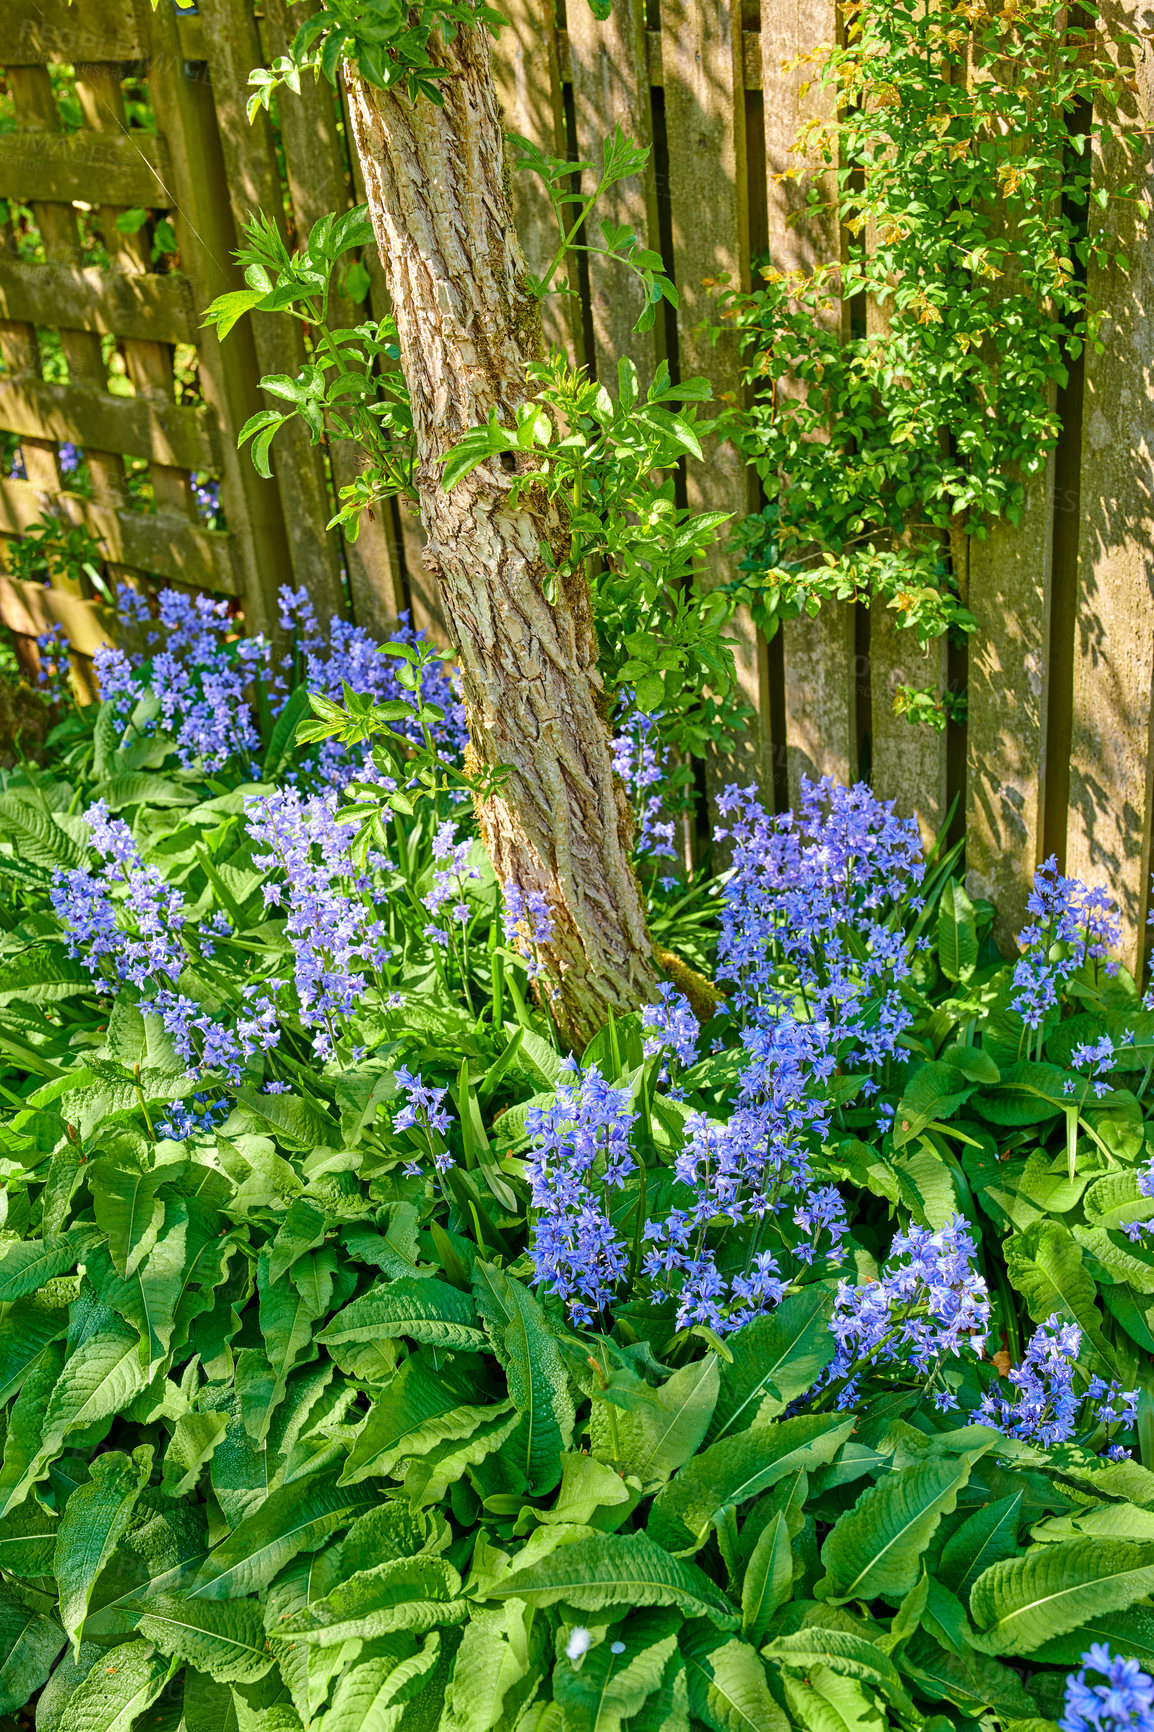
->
xmin=344 ymin=26 xmax=658 ymax=1044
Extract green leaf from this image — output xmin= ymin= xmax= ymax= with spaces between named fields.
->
xmin=0 ymin=1294 xmax=67 ymax=1406
xmin=970 ymin=1539 xmax=1154 ymax=1655
xmin=162 ymin=1410 xmax=229 ymax=1498
xmin=893 ymin=1062 xmax=976 ymax=1149
xmin=1029 ymin=1603 xmax=1154 ymax=1667
xmin=37 ymin=1324 xmax=147 ymax=1466
xmin=318 ymin=1276 xmax=485 ymax=1352
xmin=192 ymin=1471 xmax=378 ymax=1599
xmin=762 ymin=1629 xmax=915 ymax=1716
xmin=440 ymin=1606 xmax=530 ymax=1732
xmin=0 ymin=1226 xmax=95 ymax=1302
xmin=272 ymin=1556 xmax=466 ymax=1646
xmin=815 ymin=1452 xmax=976 ymax=1604
xmin=554 ymin=1608 xmax=680 ymax=1732
xmin=0 ymin=1579 xmax=65 ymax=1715
xmin=650 ymin=1413 xmax=853 ymax=1554
xmin=938 ymin=1491 xmax=1023 ymax=1603
xmin=938 ymin=881 xmax=978 ymax=982
xmin=971 ymin=1061 xmax=1069 ymax=1126
xmin=490 ymin=1531 xmax=738 ymax=1627
xmin=707 ymin=1285 xmax=836 ymax=1443
xmin=46 ymin=1639 xmax=171 ymax=1732
xmin=88 ymin=1162 xmax=166 ymax=1279
xmin=473 ymin=1261 xmax=574 ymax=1495
xmin=742 ymin=1512 xmax=792 ymax=1645
xmin=324 ymin=1633 xmax=444 ymax=1730
xmin=0 ymin=946 xmax=93 ymax=1007
xmin=591 ymin=1354 xmax=719 ymax=1491
xmin=401 ymin=1404 xmax=521 ymax=1506
xmin=131 ymin=1591 xmax=274 ymax=1682
xmin=0 ymin=1339 xmax=64 ymax=1515
xmin=1006 ymin=1219 xmax=1115 ymax=1370
xmin=781 ymin=1665 xmax=886 ymax=1732
xmin=682 ymin=1624 xmax=788 ymax=1732
xmin=55 ymin=1445 xmax=152 ymax=1656
xmin=339 ymin=1353 xmax=481 ymax=1485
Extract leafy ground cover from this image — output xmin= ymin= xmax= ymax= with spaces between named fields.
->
xmin=1 ymin=592 xmax=1153 ymax=1731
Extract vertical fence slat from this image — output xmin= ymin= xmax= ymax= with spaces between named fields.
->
xmin=869 ymin=613 xmax=949 ymax=850
xmin=1065 ymin=3 xmax=1154 ymax=976
xmin=567 ymin=0 xmax=662 ymax=387
xmin=261 ymin=0 xmax=409 ymax=637
xmin=198 ymin=0 xmax=344 ymax=624
xmin=492 ymin=0 xmax=573 ymax=361
xmin=966 ymin=463 xmax=1055 ymax=948
xmin=133 ymin=0 xmax=289 ymax=635
xmin=761 ymin=0 xmax=855 ymax=803
xmin=658 ymin=0 xmax=769 ymax=793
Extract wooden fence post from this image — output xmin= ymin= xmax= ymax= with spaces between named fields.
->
xmin=1065 ymin=0 xmax=1154 ymax=978
xmin=566 ymin=0 xmax=663 ymax=388
xmin=761 ymin=0 xmax=856 ymax=805
xmin=659 ymin=0 xmax=770 ymax=797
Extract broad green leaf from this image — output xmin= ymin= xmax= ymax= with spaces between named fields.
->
xmin=268 ymin=1197 xmax=328 ymax=1284
xmin=1030 ymin=1603 xmax=1154 ymax=1666
xmin=892 ymin=1062 xmax=976 ymax=1149
xmin=781 ymin=1664 xmax=885 ymax=1732
xmin=1006 ymin=1220 xmax=1115 ymax=1370
xmin=538 ymin=1453 xmax=640 ymax=1532
xmin=162 ymin=1409 xmax=230 ymax=1497
xmin=970 ymin=1538 xmax=1154 ymax=1654
xmin=0 ymin=1494 xmax=57 ymax=1577
xmin=51 ymin=1638 xmax=171 ymax=1732
xmin=650 ymin=1414 xmax=853 ymax=1554
xmin=591 ymin=1354 xmax=719 ymax=1492
xmin=937 ymin=881 xmax=978 ymax=982
xmin=37 ymin=1324 xmax=147 ymax=1464
xmin=554 ymin=1607 xmax=679 ymax=1732
xmin=0 ymin=1293 xmax=67 ymax=1405
xmin=402 ymin=1404 xmax=521 ymax=1505
xmin=55 ymin=1445 xmax=152 ymax=1655
xmin=971 ymin=1061 xmax=1069 ymax=1127
xmin=816 ymin=1453 xmax=975 ymax=1604
xmin=0 ymin=1578 xmax=65 ymax=1714
xmin=273 ymin=1556 xmax=466 ymax=1646
xmin=88 ymin=1162 xmax=166 ymax=1278
xmin=131 ymin=1590 xmax=275 ymax=1681
xmin=192 ymin=1471 xmax=378 ymax=1599
xmin=0 ymin=1337 xmax=65 ymax=1515
xmin=742 ymin=1512 xmax=792 ymax=1646
xmin=938 ymin=1491 xmax=1023 ymax=1603
xmin=473 ymin=1262 xmax=575 ymax=1494
xmin=707 ymin=1286 xmax=836 ymax=1443
xmin=682 ymin=1624 xmax=788 ymax=1732
xmin=629 ymin=1648 xmax=690 ymax=1732
xmin=900 ymin=1631 xmax=1042 ymax=1718
xmin=85 ymin=1202 xmax=205 ymax=1373
xmin=763 ymin=1628 xmax=915 ymax=1715
xmin=0 ymin=1226 xmax=96 ymax=1303
xmin=340 ymin=1353 xmax=478 ymax=1484
xmin=323 ymin=1632 xmax=443 ymax=1730
xmin=490 ymin=1531 xmax=737 ymax=1627
xmin=318 ymin=1276 xmax=485 ymax=1352
xmin=440 ymin=1605 xmax=530 ymax=1732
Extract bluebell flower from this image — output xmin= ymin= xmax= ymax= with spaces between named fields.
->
xmin=1061 ymin=1645 xmax=1154 ymax=1732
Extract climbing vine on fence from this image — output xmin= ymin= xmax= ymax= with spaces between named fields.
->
xmin=721 ymin=0 xmax=1139 ymax=657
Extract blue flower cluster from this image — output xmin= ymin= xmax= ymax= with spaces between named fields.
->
xmin=824 ymin=1217 xmax=990 ymax=1409
xmin=246 ymin=787 xmax=392 ymax=1060
xmin=94 ymin=587 xmax=267 ymax=773
xmin=526 ymin=1059 xmax=637 ymax=1326
xmin=977 ymin=1316 xmax=1137 ymax=1452
xmin=611 ymin=709 xmax=676 ymax=860
xmin=1011 ymin=856 xmax=1121 ymax=1029
xmin=641 ymin=982 xmax=699 ymax=1095
xmin=1063 ymin=1646 xmax=1154 ymax=1732
xmin=503 ymin=881 xmax=555 ymax=981
xmin=51 ymin=800 xmax=279 ymax=1084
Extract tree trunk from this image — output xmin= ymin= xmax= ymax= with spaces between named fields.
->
xmin=344 ymin=27 xmax=657 ymax=1045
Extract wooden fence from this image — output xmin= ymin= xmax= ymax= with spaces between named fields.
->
xmin=2 ymin=0 xmax=1153 ymax=974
